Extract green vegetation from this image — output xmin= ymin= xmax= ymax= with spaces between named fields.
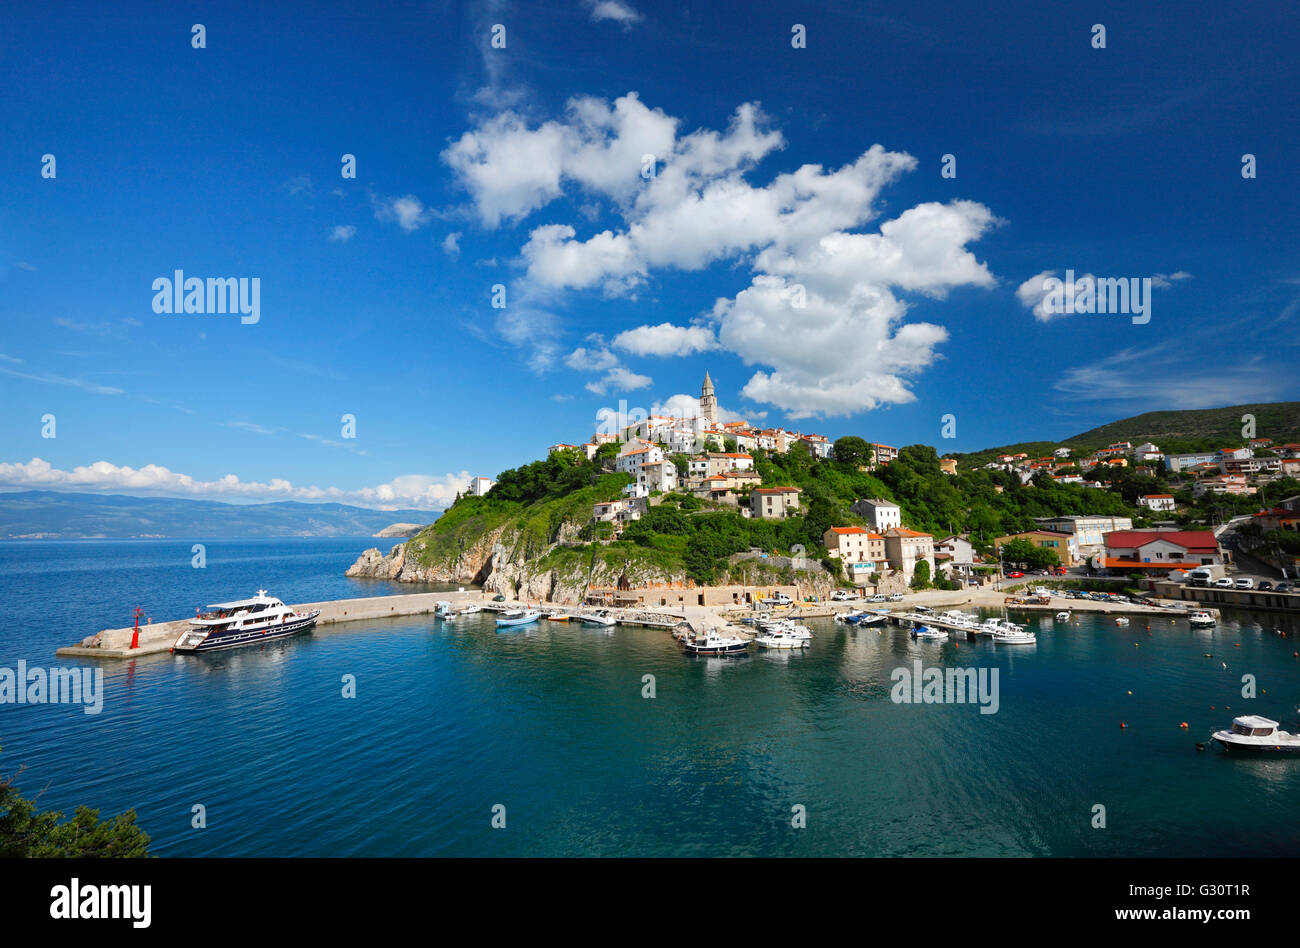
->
xmin=953 ymin=402 xmax=1300 ymax=470
xmin=0 ymin=747 xmax=151 ymax=857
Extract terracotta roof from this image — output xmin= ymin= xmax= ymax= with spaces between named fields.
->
xmin=754 ymin=487 xmax=800 ymax=494
xmin=829 ymin=526 xmax=869 ymax=535
xmin=887 ymin=528 xmax=932 ymax=538
xmin=1105 ymin=530 xmax=1219 ymax=553
xmin=1142 ymin=494 xmax=1175 ymax=499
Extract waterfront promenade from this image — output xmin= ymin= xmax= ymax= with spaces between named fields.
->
xmin=54 ymin=581 xmax=1214 ymax=661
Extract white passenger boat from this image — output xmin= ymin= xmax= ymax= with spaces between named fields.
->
xmin=1212 ymin=715 xmax=1300 ymax=754
xmin=457 ymin=603 xmax=483 ymax=615
xmin=579 ymin=610 xmax=617 ymax=627
xmin=435 ymin=600 xmax=453 ymax=618
xmin=682 ymin=632 xmax=750 ymax=655
xmin=1055 ymin=611 xmax=1071 ymax=621
xmin=173 ymin=590 xmax=320 ymax=653
xmin=1188 ymin=611 xmax=1216 ymax=627
xmin=754 ymin=629 xmax=810 ymax=649
xmin=495 ymin=608 xmax=542 ymax=628
xmin=757 ymin=618 xmax=812 ymax=639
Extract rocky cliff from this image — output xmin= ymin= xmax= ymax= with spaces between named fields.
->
xmin=347 ymin=521 xmax=836 ymax=604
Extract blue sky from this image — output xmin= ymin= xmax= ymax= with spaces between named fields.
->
xmin=2 ymin=0 xmax=1297 ymax=509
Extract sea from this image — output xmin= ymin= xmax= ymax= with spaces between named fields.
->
xmin=2 ymin=537 xmax=1299 ymax=857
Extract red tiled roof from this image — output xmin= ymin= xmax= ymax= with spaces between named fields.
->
xmin=1105 ymin=530 xmax=1219 ymax=553
xmin=829 ymin=526 xmax=868 ymax=534
xmin=754 ymin=487 xmax=800 ymax=494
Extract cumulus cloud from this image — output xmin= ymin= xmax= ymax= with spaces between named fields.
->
xmin=585 ymin=366 xmax=653 ymax=395
xmin=442 ymin=232 xmax=461 ymax=256
xmin=612 ymin=322 xmax=718 ymax=356
xmin=444 ymin=93 xmax=998 ymax=416
xmin=0 ymin=458 xmax=469 ymax=510
xmin=329 ymin=225 xmax=356 ymax=242
xmin=374 ymin=194 xmax=432 ymax=231
xmin=650 ymin=393 xmax=755 ymax=423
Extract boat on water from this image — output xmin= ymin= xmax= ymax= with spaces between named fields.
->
xmin=682 ymin=632 xmax=750 ymax=655
xmin=756 ymin=618 xmax=812 ymax=639
xmin=1055 ymin=611 xmax=1071 ymax=621
xmin=457 ymin=603 xmax=483 ymax=616
xmin=1115 ymin=616 xmax=1130 ymax=627
xmin=754 ymin=628 xmax=810 ymax=649
xmin=1211 ymin=714 xmax=1300 ymax=754
xmin=1189 ymin=611 xmax=1216 ymax=627
xmin=856 ymin=613 xmax=888 ymax=628
xmin=991 ymin=625 xmax=1036 ymax=645
xmin=913 ymin=625 xmax=948 ymax=641
xmin=938 ymin=610 xmax=979 ymax=630
xmin=496 ymin=608 xmax=542 ymax=628
xmin=579 ymin=610 xmax=617 ymax=627
xmin=435 ymin=600 xmax=453 ymax=618
xmin=173 ymin=590 xmax=320 ymax=653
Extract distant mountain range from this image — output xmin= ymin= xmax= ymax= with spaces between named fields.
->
xmin=0 ymin=491 xmax=436 ymax=539
xmin=953 ymin=402 xmax=1300 ymax=468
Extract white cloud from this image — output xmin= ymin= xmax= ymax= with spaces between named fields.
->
xmin=650 ymin=393 xmax=755 ymax=423
xmin=374 ymin=194 xmax=432 ymax=231
xmin=1056 ymin=347 xmax=1280 ymax=408
xmin=442 ymin=232 xmax=461 ymax=256
xmin=0 ymin=364 xmax=123 ymax=395
xmin=1018 ymin=269 xmax=1188 ymax=320
xmin=445 ymin=93 xmax=998 ymax=416
xmin=612 ymin=322 xmax=718 ymax=356
xmin=585 ymin=366 xmax=652 ymax=395
xmin=329 ymin=225 xmax=356 ymax=242
xmin=0 ymin=458 xmax=470 ymax=510
xmin=588 ymin=0 xmax=642 ymax=26
xmin=565 ymin=344 xmax=622 ymax=372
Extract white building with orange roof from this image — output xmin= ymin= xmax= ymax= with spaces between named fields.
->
xmin=882 ymin=527 xmax=936 ymax=582
xmin=823 ymin=526 xmax=886 ymax=578
xmin=615 ymin=440 xmax=663 ymax=476
xmin=1138 ymin=493 xmax=1176 ymax=513
xmin=637 ymin=459 xmax=677 ymax=494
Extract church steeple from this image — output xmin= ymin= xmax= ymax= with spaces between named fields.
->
xmin=699 ymin=371 xmax=718 ymax=425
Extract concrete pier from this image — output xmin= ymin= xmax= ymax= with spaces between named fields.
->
xmin=55 ymin=590 xmax=693 ymax=660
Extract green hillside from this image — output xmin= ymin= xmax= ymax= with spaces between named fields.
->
xmin=953 ymin=401 xmax=1300 ymax=468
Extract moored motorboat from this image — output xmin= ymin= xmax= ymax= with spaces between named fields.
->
xmin=913 ymin=625 xmax=948 ymax=641
xmin=1211 ymin=715 xmax=1300 ymax=754
xmin=1115 ymin=616 xmax=1130 ymax=627
xmin=754 ymin=629 xmax=810 ymax=649
xmin=1189 ymin=611 xmax=1216 ymax=627
xmin=496 ymin=608 xmax=542 ymax=628
xmin=1055 ymin=611 xmax=1071 ymax=621
xmin=173 ymin=590 xmax=320 ymax=653
xmin=682 ymin=632 xmax=750 ymax=655
xmin=579 ymin=609 xmax=617 ymax=627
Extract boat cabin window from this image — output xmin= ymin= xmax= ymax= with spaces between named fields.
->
xmin=1231 ymin=722 xmax=1274 ymax=736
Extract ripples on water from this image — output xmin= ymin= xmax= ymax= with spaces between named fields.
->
xmin=2 ymin=539 xmax=1300 ymax=856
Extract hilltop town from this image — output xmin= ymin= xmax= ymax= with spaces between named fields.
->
xmin=350 ymin=375 xmax=1300 ymax=607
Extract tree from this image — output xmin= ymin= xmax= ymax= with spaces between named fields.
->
xmin=911 ymin=560 xmax=931 ymax=589
xmin=0 ymin=747 xmax=151 ymax=857
xmin=833 ymin=436 xmax=871 ymax=468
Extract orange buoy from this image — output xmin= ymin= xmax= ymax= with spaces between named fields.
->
xmin=1180 ymin=722 xmax=1188 ymax=729
xmin=1127 ymin=690 xmax=1132 ymax=695
xmin=1121 ymin=722 xmax=1127 ymax=728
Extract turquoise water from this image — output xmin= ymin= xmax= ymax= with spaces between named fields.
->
xmin=2 ymin=539 xmax=1300 ymax=856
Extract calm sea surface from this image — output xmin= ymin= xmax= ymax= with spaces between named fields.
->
xmin=2 ymin=538 xmax=1299 ymax=857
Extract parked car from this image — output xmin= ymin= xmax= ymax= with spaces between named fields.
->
xmin=1007 ymin=571 xmax=1025 ymax=578
xmin=1258 ymin=581 xmax=1273 ymax=591
xmin=831 ymin=590 xmax=856 ymax=601
xmin=1276 ymin=582 xmax=1292 ymax=592
xmin=1234 ymin=577 xmax=1254 ymax=589
xmin=888 ymin=592 xmax=904 ymax=601
xmin=767 ymin=593 xmax=793 ymax=605
xmin=867 ymin=594 xmax=887 ymax=603
xmin=493 ymin=594 xmax=506 ymax=601
xmin=1214 ymin=578 xmax=1234 ymax=588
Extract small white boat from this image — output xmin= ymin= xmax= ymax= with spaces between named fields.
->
xmin=1212 ymin=715 xmax=1300 ymax=754
xmin=579 ymin=610 xmax=617 ymax=627
xmin=1055 ymin=611 xmax=1071 ymax=621
xmin=457 ymin=603 xmax=483 ymax=616
xmin=682 ymin=632 xmax=749 ymax=655
xmin=754 ymin=629 xmax=810 ymax=649
xmin=1189 ymin=611 xmax=1216 ymax=627
xmin=435 ymin=600 xmax=453 ymax=618
xmin=913 ymin=625 xmax=948 ymax=641
xmin=496 ymin=608 xmax=542 ymax=628
xmin=1115 ymin=616 xmax=1130 ymax=626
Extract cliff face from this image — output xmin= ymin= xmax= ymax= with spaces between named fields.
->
xmin=347 ymin=520 xmax=837 ymax=604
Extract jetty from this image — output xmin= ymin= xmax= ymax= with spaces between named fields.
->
xmin=55 ymin=590 xmax=695 ymax=660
